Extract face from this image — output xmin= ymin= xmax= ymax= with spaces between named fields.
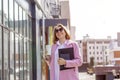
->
xmin=55 ymin=26 xmax=66 ymax=40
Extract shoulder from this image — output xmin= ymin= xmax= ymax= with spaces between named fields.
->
xmin=65 ymin=40 xmax=79 ymax=48
xmin=51 ymin=44 xmax=58 ymax=50
xmin=51 ymin=44 xmax=57 ymax=48
xmin=51 ymin=44 xmax=57 ymax=54
xmin=67 ymin=40 xmax=78 ymax=45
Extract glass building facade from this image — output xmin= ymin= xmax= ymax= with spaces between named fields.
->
xmin=0 ymin=0 xmax=68 ymax=80
xmin=0 ymin=0 xmax=33 ymax=80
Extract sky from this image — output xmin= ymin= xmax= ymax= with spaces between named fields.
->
xmin=69 ymin=0 xmax=120 ymax=40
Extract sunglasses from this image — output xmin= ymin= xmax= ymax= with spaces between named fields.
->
xmin=55 ymin=27 xmax=64 ymax=33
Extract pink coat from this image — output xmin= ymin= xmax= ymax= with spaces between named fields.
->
xmin=49 ymin=40 xmax=83 ymax=80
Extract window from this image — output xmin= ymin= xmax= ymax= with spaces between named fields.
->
xmin=15 ymin=2 xmax=19 ymax=32
xmin=105 ymin=52 xmax=107 ymax=54
xmin=89 ymin=52 xmax=91 ymax=55
xmin=23 ymin=11 xmax=26 ymax=36
xmin=15 ymin=34 xmax=19 ymax=80
xmin=97 ymin=52 xmax=99 ymax=54
xmin=93 ymin=52 xmax=95 ymax=54
xmin=29 ymin=17 xmax=32 ymax=39
xmin=97 ymin=57 xmax=99 ymax=60
xmin=9 ymin=0 xmax=14 ymax=30
xmin=0 ymin=1 xmax=33 ymax=80
xmin=19 ymin=7 xmax=23 ymax=34
xmin=96 ymin=46 xmax=98 ymax=49
xmin=24 ymin=38 xmax=28 ymax=80
xmin=3 ymin=29 xmax=9 ymax=80
xmin=0 ymin=26 xmax=2 ymax=79
xmin=10 ymin=32 xmax=14 ymax=80
xmin=26 ymin=15 xmax=29 ymax=37
xmin=0 ymin=0 xmax=2 ymax=24
xmin=28 ymin=41 xmax=32 ymax=79
xmin=19 ymin=36 xmax=24 ymax=80
xmin=3 ymin=0 xmax=8 ymax=27
xmin=89 ymin=46 xmax=91 ymax=49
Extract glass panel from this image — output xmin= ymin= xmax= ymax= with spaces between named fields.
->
xmin=3 ymin=29 xmax=9 ymax=80
xmin=0 ymin=0 xmax=2 ymax=24
xmin=26 ymin=16 xmax=29 ymax=38
xmin=15 ymin=34 xmax=19 ymax=80
xmin=9 ymin=0 xmax=14 ymax=30
xmin=29 ymin=41 xmax=32 ymax=80
xmin=19 ymin=7 xmax=23 ymax=35
xmin=23 ymin=11 xmax=26 ymax=37
xmin=20 ymin=37 xmax=24 ymax=80
xmin=14 ymin=2 xmax=18 ymax=32
xmin=27 ymin=41 xmax=30 ymax=80
xmin=3 ymin=0 xmax=8 ymax=27
xmin=10 ymin=32 xmax=14 ymax=80
xmin=0 ymin=27 xmax=2 ymax=80
xmin=24 ymin=38 xmax=27 ymax=80
xmin=29 ymin=18 xmax=32 ymax=39
xmin=25 ymin=14 xmax=27 ymax=37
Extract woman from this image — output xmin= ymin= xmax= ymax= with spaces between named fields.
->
xmin=45 ymin=23 xmax=83 ymax=80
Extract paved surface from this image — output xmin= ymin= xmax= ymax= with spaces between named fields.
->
xmin=78 ymin=72 xmax=120 ymax=80
xmin=79 ymin=72 xmax=95 ymax=80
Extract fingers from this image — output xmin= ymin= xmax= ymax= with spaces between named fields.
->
xmin=58 ymin=58 xmax=66 ymax=65
xmin=58 ymin=58 xmax=63 ymax=60
xmin=45 ymin=55 xmax=51 ymax=61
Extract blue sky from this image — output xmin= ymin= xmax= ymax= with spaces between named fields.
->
xmin=69 ymin=0 xmax=120 ymax=40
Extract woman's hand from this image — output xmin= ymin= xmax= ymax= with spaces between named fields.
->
xmin=43 ymin=55 xmax=51 ymax=66
xmin=58 ymin=58 xmax=66 ymax=65
xmin=45 ymin=55 xmax=51 ymax=61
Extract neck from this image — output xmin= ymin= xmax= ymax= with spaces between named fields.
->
xmin=59 ymin=38 xmax=66 ymax=44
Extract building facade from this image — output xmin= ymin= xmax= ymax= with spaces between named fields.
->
xmin=79 ymin=39 xmax=117 ymax=66
xmin=0 ymin=0 xmax=71 ymax=80
xmin=117 ymin=32 xmax=120 ymax=46
xmin=86 ymin=39 xmax=111 ymax=65
xmin=0 ymin=0 xmax=33 ymax=80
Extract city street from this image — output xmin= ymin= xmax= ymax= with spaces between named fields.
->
xmin=79 ymin=72 xmax=120 ymax=80
xmin=79 ymin=72 xmax=95 ymax=80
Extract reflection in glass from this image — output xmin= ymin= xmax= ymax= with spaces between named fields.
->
xmin=0 ymin=27 xmax=2 ymax=80
xmin=23 ymin=11 xmax=26 ymax=36
xmin=15 ymin=2 xmax=19 ymax=32
xmin=27 ymin=41 xmax=30 ymax=80
xmin=29 ymin=41 xmax=32 ymax=80
xmin=9 ymin=0 xmax=14 ymax=30
xmin=29 ymin=18 xmax=32 ymax=39
xmin=10 ymin=32 xmax=14 ymax=80
xmin=20 ymin=37 xmax=24 ymax=80
xmin=24 ymin=38 xmax=27 ymax=80
xmin=15 ymin=34 xmax=19 ymax=80
xmin=26 ymin=16 xmax=29 ymax=38
xmin=19 ymin=7 xmax=23 ymax=35
xmin=3 ymin=29 xmax=9 ymax=80
xmin=3 ymin=0 xmax=8 ymax=27
xmin=0 ymin=0 xmax=2 ymax=24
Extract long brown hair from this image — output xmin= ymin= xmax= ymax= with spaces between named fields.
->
xmin=53 ymin=23 xmax=71 ymax=44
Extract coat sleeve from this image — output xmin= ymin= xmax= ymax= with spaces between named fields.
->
xmin=50 ymin=45 xmax=54 ymax=63
xmin=45 ymin=45 xmax=54 ymax=67
xmin=65 ymin=42 xmax=83 ymax=67
xmin=49 ymin=44 xmax=56 ymax=69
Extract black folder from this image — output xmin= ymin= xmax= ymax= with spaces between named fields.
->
xmin=58 ymin=47 xmax=75 ymax=70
